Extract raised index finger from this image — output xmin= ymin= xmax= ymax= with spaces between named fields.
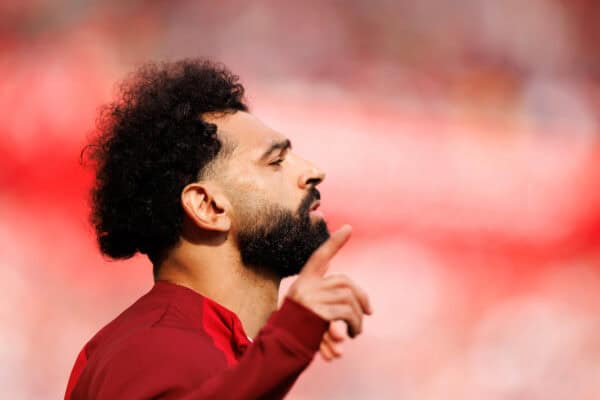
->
xmin=300 ymin=224 xmax=352 ymax=277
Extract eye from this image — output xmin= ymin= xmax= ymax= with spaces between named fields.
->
xmin=269 ymin=158 xmax=284 ymax=166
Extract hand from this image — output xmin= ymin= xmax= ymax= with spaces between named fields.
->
xmin=286 ymin=225 xmax=373 ymax=341
xmin=319 ymin=321 xmax=346 ymax=362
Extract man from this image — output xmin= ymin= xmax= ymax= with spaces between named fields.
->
xmin=65 ymin=59 xmax=372 ymax=399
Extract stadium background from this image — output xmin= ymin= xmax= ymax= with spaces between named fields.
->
xmin=2 ymin=0 xmax=600 ymax=398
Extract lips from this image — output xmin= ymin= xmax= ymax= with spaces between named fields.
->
xmin=309 ymin=200 xmax=320 ymax=211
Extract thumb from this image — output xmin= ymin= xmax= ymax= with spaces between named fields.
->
xmin=300 ymin=224 xmax=352 ymax=278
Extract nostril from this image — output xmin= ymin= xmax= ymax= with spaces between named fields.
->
xmin=306 ymin=177 xmax=322 ymax=186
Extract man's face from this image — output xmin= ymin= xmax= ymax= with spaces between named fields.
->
xmin=207 ymin=111 xmax=330 ymax=278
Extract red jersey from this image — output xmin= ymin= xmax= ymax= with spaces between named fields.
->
xmin=65 ymin=281 xmax=328 ymax=399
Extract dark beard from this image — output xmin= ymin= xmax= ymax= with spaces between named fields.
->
xmin=236 ymin=189 xmax=330 ymax=278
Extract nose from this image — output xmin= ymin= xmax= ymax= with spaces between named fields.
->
xmin=298 ymin=160 xmax=326 ymax=189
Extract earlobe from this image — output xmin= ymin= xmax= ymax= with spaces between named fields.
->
xmin=181 ymin=183 xmax=230 ymax=232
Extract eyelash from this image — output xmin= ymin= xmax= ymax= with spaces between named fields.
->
xmin=269 ymin=158 xmax=284 ymax=166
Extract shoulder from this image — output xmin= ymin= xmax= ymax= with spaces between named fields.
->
xmin=79 ymin=326 xmax=228 ymax=399
xmin=106 ymin=325 xmax=224 ymax=369
xmin=85 ymin=292 xmax=206 ymax=359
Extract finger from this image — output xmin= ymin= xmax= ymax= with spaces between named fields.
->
xmin=327 ymin=303 xmax=362 ymax=338
xmin=323 ymin=330 xmax=340 ymax=346
xmin=349 ymin=283 xmax=372 ymax=316
xmin=328 ymin=323 xmax=346 ymax=342
xmin=323 ymin=274 xmax=373 ymax=315
xmin=322 ymin=287 xmax=364 ymax=333
xmin=356 ymin=286 xmax=372 ymax=315
xmin=323 ymin=334 xmax=343 ymax=357
xmin=320 ymin=341 xmax=334 ymax=361
xmin=300 ymin=225 xmax=352 ymax=277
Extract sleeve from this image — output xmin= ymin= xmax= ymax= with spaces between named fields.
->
xmin=84 ymin=297 xmax=328 ymax=400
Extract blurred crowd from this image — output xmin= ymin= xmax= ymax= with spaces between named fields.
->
xmin=1 ymin=1 xmax=600 ymax=398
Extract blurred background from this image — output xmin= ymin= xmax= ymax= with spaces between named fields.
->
xmin=2 ymin=0 xmax=600 ymax=398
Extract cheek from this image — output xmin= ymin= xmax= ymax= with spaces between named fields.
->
xmin=253 ymin=167 xmax=293 ymax=201
xmin=226 ymin=181 xmax=272 ymax=228
xmin=227 ymin=164 xmax=298 ymax=216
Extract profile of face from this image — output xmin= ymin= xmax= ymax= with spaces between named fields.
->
xmin=207 ymin=111 xmax=330 ymax=278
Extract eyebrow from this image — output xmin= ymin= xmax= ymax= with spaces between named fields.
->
xmin=259 ymin=138 xmax=292 ymax=161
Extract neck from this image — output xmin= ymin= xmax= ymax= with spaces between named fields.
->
xmin=155 ymin=237 xmax=281 ymax=339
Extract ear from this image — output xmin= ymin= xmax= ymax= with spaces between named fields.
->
xmin=181 ymin=182 xmax=231 ymax=232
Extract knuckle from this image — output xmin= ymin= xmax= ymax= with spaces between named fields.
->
xmin=328 ymin=273 xmax=350 ymax=287
xmin=329 ymin=304 xmax=342 ymax=320
xmin=326 ymin=304 xmax=339 ymax=320
xmin=341 ymin=288 xmax=354 ymax=304
xmin=342 ymin=305 xmax=354 ymax=319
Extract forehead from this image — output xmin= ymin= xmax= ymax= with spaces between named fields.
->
xmin=204 ymin=111 xmax=286 ymax=159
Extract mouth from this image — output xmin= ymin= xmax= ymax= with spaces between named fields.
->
xmin=309 ymin=200 xmax=320 ymax=211
xmin=308 ymin=200 xmax=325 ymax=220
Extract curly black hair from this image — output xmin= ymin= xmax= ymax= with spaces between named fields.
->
xmin=82 ymin=59 xmax=248 ymax=266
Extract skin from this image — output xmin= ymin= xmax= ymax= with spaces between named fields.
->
xmin=157 ymin=111 xmax=372 ymax=361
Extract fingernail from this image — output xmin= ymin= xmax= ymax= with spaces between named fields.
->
xmin=339 ymin=224 xmax=352 ymax=234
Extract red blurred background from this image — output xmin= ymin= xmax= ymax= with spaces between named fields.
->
xmin=2 ymin=1 xmax=600 ymax=398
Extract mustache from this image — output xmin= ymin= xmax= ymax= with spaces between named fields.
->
xmin=298 ymin=188 xmax=321 ymax=216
